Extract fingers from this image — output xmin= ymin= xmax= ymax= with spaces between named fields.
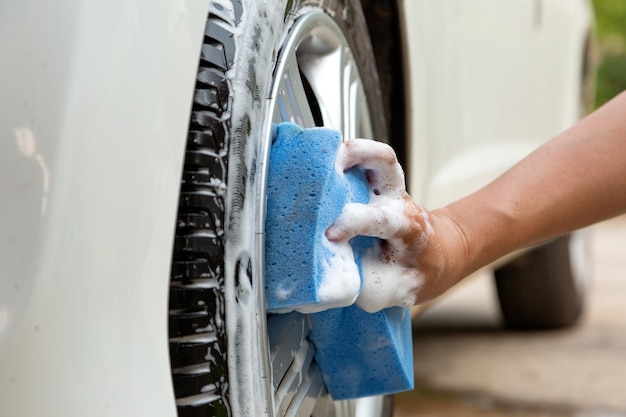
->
xmin=339 ymin=139 xmax=406 ymax=197
xmin=326 ymin=201 xmax=413 ymax=242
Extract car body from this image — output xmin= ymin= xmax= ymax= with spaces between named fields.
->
xmin=0 ymin=1 xmax=594 ymax=416
xmin=402 ymin=0 xmax=593 ymax=207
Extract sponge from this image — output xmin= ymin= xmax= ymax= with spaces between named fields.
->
xmin=265 ymin=122 xmax=414 ymax=399
xmin=265 ymin=122 xmax=372 ymax=313
xmin=308 ymin=305 xmax=414 ymax=399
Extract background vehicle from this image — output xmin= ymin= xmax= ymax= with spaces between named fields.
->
xmin=0 ymin=1 xmax=593 ymax=417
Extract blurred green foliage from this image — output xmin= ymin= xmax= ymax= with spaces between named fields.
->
xmin=592 ymin=0 xmax=626 ymax=108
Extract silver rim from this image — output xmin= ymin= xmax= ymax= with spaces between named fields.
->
xmin=256 ymin=11 xmax=383 ymax=417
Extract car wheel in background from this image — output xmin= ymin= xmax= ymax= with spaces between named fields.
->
xmin=494 ymin=233 xmax=590 ymax=330
xmin=168 ymin=1 xmax=391 ymax=416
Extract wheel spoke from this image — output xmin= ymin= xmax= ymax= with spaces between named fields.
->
xmin=273 ymin=48 xmax=317 ymax=127
xmin=298 ymin=32 xmax=373 ymax=140
xmin=342 ymin=50 xmax=359 ymax=140
xmin=299 ymin=43 xmax=343 ymax=132
xmin=340 ymin=47 xmax=373 ymax=141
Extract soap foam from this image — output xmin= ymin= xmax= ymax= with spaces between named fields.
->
xmin=317 ymin=237 xmax=361 ymax=308
xmin=357 ymin=247 xmax=424 ymax=313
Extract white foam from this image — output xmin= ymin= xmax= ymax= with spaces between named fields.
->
xmin=221 ymin=2 xmax=289 ymax=416
xmin=356 ymin=246 xmax=424 ymax=313
xmin=318 ymin=237 xmax=361 ymax=304
xmin=272 ymin=285 xmax=292 ymax=302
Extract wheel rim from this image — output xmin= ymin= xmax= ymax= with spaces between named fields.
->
xmin=256 ymin=11 xmax=381 ymax=417
xmin=269 ymin=12 xmax=374 ymax=136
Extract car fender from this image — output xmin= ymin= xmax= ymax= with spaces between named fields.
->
xmin=0 ymin=1 xmax=209 ymax=415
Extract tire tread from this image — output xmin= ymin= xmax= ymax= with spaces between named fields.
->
xmin=168 ymin=2 xmax=236 ymax=416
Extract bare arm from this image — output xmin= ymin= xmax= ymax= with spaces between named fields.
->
xmin=441 ymin=91 xmax=626 ymax=282
xmin=328 ymin=91 xmax=626 ymax=308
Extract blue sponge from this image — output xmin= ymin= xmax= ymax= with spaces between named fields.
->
xmin=308 ymin=305 xmax=414 ymax=399
xmin=265 ymin=122 xmax=414 ymax=399
xmin=265 ymin=122 xmax=372 ymax=313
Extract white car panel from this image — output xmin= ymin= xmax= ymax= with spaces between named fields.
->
xmin=400 ymin=0 xmax=593 ymax=207
xmin=0 ymin=1 xmax=209 ymax=415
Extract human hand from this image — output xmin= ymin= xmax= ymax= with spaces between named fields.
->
xmin=326 ymin=139 xmax=468 ymax=312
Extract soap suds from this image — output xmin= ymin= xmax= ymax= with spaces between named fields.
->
xmin=357 ymin=245 xmax=424 ymax=313
xmin=317 ymin=236 xmax=361 ymax=306
xmin=220 ymin=2 xmax=288 ymax=416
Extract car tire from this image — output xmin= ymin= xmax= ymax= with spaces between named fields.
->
xmin=168 ymin=1 xmax=392 ymax=416
xmin=494 ymin=233 xmax=589 ymax=330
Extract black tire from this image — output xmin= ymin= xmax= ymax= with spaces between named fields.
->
xmin=168 ymin=1 xmax=392 ymax=416
xmin=494 ymin=234 xmax=588 ymax=330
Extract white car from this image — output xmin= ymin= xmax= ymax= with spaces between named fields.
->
xmin=0 ymin=1 xmax=594 ymax=416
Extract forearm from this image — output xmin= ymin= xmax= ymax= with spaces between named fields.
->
xmin=326 ymin=91 xmax=626 ymax=307
xmin=439 ymin=91 xmax=626 ymax=279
